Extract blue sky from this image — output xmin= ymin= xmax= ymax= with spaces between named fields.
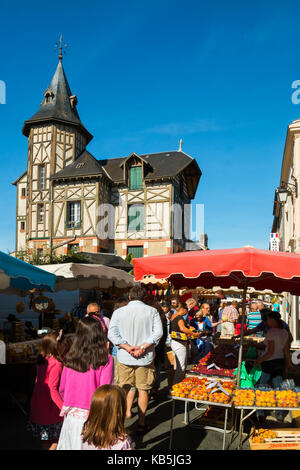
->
xmin=0 ymin=0 xmax=300 ymax=252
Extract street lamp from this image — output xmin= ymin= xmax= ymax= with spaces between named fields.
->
xmin=276 ymin=186 xmax=289 ymax=204
xmin=276 ymin=179 xmax=298 ymax=204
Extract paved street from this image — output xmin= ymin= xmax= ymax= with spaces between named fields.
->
xmin=0 ymin=372 xmax=249 ymax=451
xmin=2 ymin=364 xmax=300 ymax=451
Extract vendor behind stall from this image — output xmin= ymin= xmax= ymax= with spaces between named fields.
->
xmin=170 ymin=304 xmax=201 ymax=384
xmin=255 ymin=311 xmax=293 ymax=422
xmin=235 ymin=308 xmax=293 ymax=344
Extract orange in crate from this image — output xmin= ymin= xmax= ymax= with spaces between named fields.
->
xmin=233 ymin=389 xmax=255 ymax=406
xmin=256 ymin=390 xmax=276 ymax=408
xmin=276 ymin=390 xmax=298 ymax=408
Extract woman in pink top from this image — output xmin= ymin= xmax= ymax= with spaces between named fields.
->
xmin=57 ymin=317 xmax=114 ymax=450
xmin=82 ymin=385 xmax=132 ymax=450
xmin=27 ymin=330 xmax=70 ymax=450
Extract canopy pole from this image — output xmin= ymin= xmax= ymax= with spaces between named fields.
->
xmin=236 ymin=282 xmax=247 ymax=387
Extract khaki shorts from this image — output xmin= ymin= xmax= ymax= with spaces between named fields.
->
xmin=117 ymin=360 xmax=155 ymax=391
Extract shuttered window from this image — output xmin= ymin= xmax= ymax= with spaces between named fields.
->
xmin=127 ymin=246 xmax=144 ymax=258
xmin=129 ymin=166 xmax=142 ymax=189
xmin=127 ymin=204 xmax=144 ymax=232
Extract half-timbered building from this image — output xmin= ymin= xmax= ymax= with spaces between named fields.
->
xmin=13 ymin=54 xmax=202 ymax=260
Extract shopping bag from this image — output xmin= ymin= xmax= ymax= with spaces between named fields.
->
xmin=248 ymin=363 xmax=262 ymax=385
xmin=233 ymin=361 xmax=254 ymax=389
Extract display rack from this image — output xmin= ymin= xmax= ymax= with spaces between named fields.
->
xmin=169 ymin=395 xmax=234 ymax=451
xmin=234 ymin=404 xmax=300 ymax=449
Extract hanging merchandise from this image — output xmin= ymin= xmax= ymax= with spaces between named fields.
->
xmin=16 ymin=302 xmax=26 ymax=314
xmin=31 ymin=295 xmax=53 ymax=314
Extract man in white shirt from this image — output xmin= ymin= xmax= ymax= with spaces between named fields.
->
xmin=108 ymin=286 xmax=163 ymax=434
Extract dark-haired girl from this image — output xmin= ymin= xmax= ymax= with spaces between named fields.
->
xmin=27 ymin=330 xmax=70 ymax=450
xmin=57 ymin=316 xmax=114 ymax=450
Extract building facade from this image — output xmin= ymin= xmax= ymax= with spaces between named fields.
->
xmin=272 ymin=118 xmax=300 ymax=345
xmin=13 ymin=55 xmax=202 ymax=261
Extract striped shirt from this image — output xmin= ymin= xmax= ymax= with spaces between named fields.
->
xmin=247 ymin=310 xmax=262 ymax=329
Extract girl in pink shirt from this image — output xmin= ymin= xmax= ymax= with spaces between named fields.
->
xmin=57 ymin=317 xmax=114 ymax=450
xmin=82 ymin=385 xmax=132 ymax=450
xmin=27 ymin=330 xmax=70 ymax=450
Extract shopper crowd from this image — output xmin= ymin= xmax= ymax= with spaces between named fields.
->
xmin=27 ymin=288 xmax=292 ymax=449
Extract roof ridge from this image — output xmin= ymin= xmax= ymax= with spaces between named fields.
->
xmin=97 ymin=150 xmax=194 ymax=163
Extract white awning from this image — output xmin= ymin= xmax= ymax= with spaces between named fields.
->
xmin=38 ymin=263 xmax=136 ymax=291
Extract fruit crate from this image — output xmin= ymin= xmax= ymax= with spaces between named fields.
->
xmin=250 ymin=428 xmax=300 ymax=450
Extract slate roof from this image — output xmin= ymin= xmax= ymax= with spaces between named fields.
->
xmin=100 ymin=151 xmax=200 ymax=182
xmin=52 ymin=149 xmax=202 ymax=198
xmin=51 ymin=150 xmax=104 ymax=180
xmin=22 ymin=60 xmax=92 ymax=143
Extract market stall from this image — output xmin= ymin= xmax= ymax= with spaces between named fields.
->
xmin=133 ymin=246 xmax=300 ymax=449
xmin=40 ymin=262 xmax=136 ymax=291
xmin=133 ymin=247 xmax=300 ymax=385
xmin=0 ymin=251 xmax=56 ymax=295
xmin=0 ymin=251 xmax=56 ymax=352
xmin=0 ymin=252 xmax=57 ymax=413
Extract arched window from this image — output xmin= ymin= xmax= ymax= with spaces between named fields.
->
xmin=43 ymin=89 xmax=53 ymax=104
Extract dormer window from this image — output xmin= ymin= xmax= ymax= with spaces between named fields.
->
xmin=120 ymin=152 xmax=153 ymax=189
xmin=43 ymin=89 xmax=54 ymax=105
xmin=129 ymin=164 xmax=143 ymax=190
xmin=70 ymin=95 xmax=78 ymax=109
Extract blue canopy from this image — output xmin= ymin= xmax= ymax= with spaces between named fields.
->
xmin=0 ymin=251 xmax=56 ymax=292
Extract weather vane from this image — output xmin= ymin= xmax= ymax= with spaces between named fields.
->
xmin=54 ymin=34 xmax=68 ymax=61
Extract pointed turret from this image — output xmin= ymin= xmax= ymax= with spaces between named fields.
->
xmin=22 ymin=56 xmax=92 ymax=143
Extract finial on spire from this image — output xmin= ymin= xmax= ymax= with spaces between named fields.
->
xmin=55 ymin=34 xmax=68 ymax=62
xmin=179 ymin=138 xmax=183 ymax=151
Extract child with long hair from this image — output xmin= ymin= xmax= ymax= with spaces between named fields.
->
xmin=82 ymin=385 xmax=132 ymax=450
xmin=27 ymin=330 xmax=70 ymax=450
xmin=57 ymin=316 xmax=114 ymax=450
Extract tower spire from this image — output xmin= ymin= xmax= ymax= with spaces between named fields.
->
xmin=22 ymin=41 xmax=92 ymax=143
xmin=58 ymin=34 xmax=63 ymax=61
xmin=55 ymin=34 xmax=67 ymax=62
